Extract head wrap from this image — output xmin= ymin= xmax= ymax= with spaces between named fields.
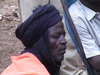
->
xmin=15 ymin=4 xmax=62 ymax=75
xmin=16 ymin=4 xmax=62 ymax=47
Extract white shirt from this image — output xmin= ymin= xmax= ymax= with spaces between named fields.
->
xmin=69 ymin=0 xmax=100 ymax=58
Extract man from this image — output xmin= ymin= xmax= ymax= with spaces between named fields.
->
xmin=1 ymin=4 xmax=67 ymax=75
xmin=69 ymin=0 xmax=100 ymax=73
xmin=18 ymin=0 xmax=86 ymax=75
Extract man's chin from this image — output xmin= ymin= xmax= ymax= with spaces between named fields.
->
xmin=54 ymin=55 xmax=64 ymax=62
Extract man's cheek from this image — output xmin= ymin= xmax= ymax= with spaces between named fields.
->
xmin=50 ymin=38 xmax=56 ymax=46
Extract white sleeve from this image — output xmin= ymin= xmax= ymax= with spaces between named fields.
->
xmin=72 ymin=17 xmax=100 ymax=58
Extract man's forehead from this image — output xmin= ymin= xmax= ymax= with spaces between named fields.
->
xmin=49 ymin=27 xmax=65 ymax=35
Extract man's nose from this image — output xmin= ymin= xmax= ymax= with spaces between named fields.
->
xmin=61 ymin=36 xmax=67 ymax=44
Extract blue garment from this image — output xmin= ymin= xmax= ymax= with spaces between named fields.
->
xmin=64 ymin=0 xmax=77 ymax=49
xmin=65 ymin=0 xmax=76 ymax=8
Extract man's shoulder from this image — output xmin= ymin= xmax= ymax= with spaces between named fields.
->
xmin=69 ymin=1 xmax=84 ymax=19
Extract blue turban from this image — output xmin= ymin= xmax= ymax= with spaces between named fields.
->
xmin=15 ymin=4 xmax=62 ymax=47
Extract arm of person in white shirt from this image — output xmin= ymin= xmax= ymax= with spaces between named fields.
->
xmin=72 ymin=17 xmax=100 ymax=72
xmin=88 ymin=56 xmax=100 ymax=72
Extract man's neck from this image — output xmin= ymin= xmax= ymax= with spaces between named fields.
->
xmin=80 ymin=0 xmax=100 ymax=12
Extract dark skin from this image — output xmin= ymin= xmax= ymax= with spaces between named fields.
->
xmin=48 ymin=21 xmax=67 ymax=62
xmin=80 ymin=0 xmax=100 ymax=72
xmin=80 ymin=0 xmax=100 ymax=12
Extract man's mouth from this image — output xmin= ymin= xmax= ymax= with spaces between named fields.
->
xmin=59 ymin=47 xmax=67 ymax=55
xmin=57 ymin=45 xmax=67 ymax=55
xmin=59 ymin=50 xmax=66 ymax=55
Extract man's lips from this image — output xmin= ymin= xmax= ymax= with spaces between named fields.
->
xmin=59 ymin=50 xmax=66 ymax=55
xmin=59 ymin=47 xmax=67 ymax=55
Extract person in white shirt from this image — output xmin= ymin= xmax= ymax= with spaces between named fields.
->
xmin=69 ymin=0 xmax=100 ymax=73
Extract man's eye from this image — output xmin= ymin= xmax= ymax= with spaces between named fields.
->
xmin=54 ymin=35 xmax=59 ymax=38
xmin=63 ymin=33 xmax=66 ymax=36
xmin=52 ymin=34 xmax=60 ymax=39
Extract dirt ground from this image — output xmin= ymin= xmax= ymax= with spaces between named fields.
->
xmin=0 ymin=0 xmax=86 ymax=74
xmin=0 ymin=0 xmax=24 ymax=73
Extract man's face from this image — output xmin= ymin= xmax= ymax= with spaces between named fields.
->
xmin=48 ymin=21 xmax=67 ymax=62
